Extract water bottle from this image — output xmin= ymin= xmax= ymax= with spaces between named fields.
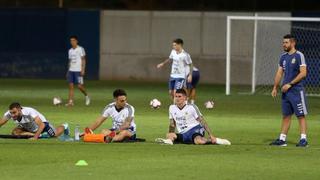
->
xmin=74 ymin=124 xmax=80 ymax=141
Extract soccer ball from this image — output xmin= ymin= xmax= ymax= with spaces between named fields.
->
xmin=53 ymin=97 xmax=62 ymax=106
xmin=204 ymin=100 xmax=214 ymax=109
xmin=150 ymin=99 xmax=161 ymax=109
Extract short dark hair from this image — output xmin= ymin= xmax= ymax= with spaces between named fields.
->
xmin=113 ymin=89 xmax=127 ymax=98
xmin=283 ymin=34 xmax=296 ymax=42
xmin=173 ymin=38 xmax=184 ymax=45
xmin=70 ymin=35 xmax=78 ymax=40
xmin=9 ymin=102 xmax=21 ymax=110
xmin=175 ymin=89 xmax=187 ymax=96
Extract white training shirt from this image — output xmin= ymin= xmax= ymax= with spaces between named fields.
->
xmin=169 ymin=104 xmax=202 ymax=134
xmin=3 ymin=107 xmax=48 ymax=133
xmin=169 ymin=49 xmax=192 ymax=79
xmin=101 ymin=102 xmax=136 ymax=132
xmin=68 ymin=45 xmax=86 ymax=72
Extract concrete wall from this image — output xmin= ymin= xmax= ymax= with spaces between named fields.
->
xmin=100 ymin=11 xmax=290 ymax=84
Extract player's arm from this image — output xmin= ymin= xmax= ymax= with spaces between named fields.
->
xmin=81 ymin=56 xmax=86 ymax=76
xmin=119 ymin=117 xmax=133 ymax=131
xmin=32 ymin=116 xmax=45 ymax=139
xmin=157 ymin=58 xmax=172 ymax=69
xmin=0 ymin=117 xmax=9 ymax=127
xmin=168 ymin=119 xmax=176 ymax=133
xmin=196 ymin=116 xmax=216 ymax=143
xmin=187 ymin=63 xmax=193 ymax=83
xmin=271 ymin=67 xmax=284 ymax=97
xmin=285 ymin=66 xmax=307 ymax=88
xmin=88 ymin=116 xmax=107 ymax=131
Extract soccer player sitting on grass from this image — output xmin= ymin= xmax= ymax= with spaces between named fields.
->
xmin=0 ymin=102 xmax=69 ymax=140
xmin=155 ymin=89 xmax=231 ymax=145
xmin=85 ymin=89 xmax=137 ymax=142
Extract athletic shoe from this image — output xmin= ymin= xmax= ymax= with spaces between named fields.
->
xmin=215 ymin=138 xmax=231 ymax=145
xmin=296 ymin=139 xmax=308 ymax=147
xmin=63 ymin=123 xmax=70 ymax=136
xmin=155 ymin=138 xmax=173 ymax=145
xmin=109 ymin=131 xmax=116 ymax=138
xmin=85 ymin=96 xmax=90 ymax=106
xmin=65 ymin=101 xmax=74 ymax=107
xmin=269 ymin=139 xmax=287 ymax=146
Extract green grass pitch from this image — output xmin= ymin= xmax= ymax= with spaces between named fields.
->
xmin=0 ymin=79 xmax=319 ymax=180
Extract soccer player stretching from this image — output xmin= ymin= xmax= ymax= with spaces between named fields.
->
xmin=270 ymin=34 xmax=308 ymax=147
xmin=66 ymin=35 xmax=90 ymax=106
xmin=0 ymin=103 xmax=69 ymax=140
xmin=85 ymin=89 xmax=137 ymax=142
xmin=157 ymin=38 xmax=193 ymax=100
xmin=155 ymin=89 xmax=230 ymax=145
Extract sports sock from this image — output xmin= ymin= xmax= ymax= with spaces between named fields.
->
xmin=300 ymin=134 xmax=307 ymax=140
xmin=279 ymin=133 xmax=287 ymax=141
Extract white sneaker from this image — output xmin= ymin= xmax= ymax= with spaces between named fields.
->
xmin=85 ymin=96 xmax=90 ymax=106
xmin=215 ymin=138 xmax=231 ymax=145
xmin=155 ymin=138 xmax=173 ymax=145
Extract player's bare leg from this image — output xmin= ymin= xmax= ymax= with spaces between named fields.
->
xmin=280 ymin=115 xmax=292 ymax=135
xmin=298 ymin=116 xmax=307 ymax=135
xmin=112 ymin=130 xmax=133 ymax=142
xmin=11 ymin=127 xmax=34 ymax=136
xmin=193 ymin=136 xmax=207 ymax=145
xmin=189 ymin=88 xmax=196 ymax=104
xmin=66 ymin=83 xmax=75 ymax=106
xmin=101 ymin=129 xmax=112 ymax=136
xmin=54 ymin=124 xmax=69 ymax=137
xmin=78 ymin=84 xmax=90 ymax=105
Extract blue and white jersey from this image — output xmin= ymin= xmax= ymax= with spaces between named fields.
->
xmin=101 ymin=102 xmax=136 ymax=132
xmin=279 ymin=51 xmax=306 ymax=88
xmin=169 ymin=104 xmax=202 ymax=134
xmin=68 ymin=45 xmax=86 ymax=72
xmin=3 ymin=107 xmax=48 ymax=133
xmin=169 ymin=49 xmax=192 ymax=79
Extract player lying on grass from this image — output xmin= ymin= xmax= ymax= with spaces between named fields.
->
xmin=85 ymin=89 xmax=137 ymax=142
xmin=155 ymin=89 xmax=231 ymax=145
xmin=0 ymin=102 xmax=69 ymax=140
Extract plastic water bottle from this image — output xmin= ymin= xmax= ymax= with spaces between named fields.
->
xmin=74 ymin=124 xmax=80 ymax=141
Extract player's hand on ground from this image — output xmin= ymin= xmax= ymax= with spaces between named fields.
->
xmin=281 ymin=84 xmax=292 ymax=93
xmin=187 ymin=74 xmax=192 ymax=83
xmin=156 ymin=63 xmax=163 ymax=69
xmin=271 ymin=88 xmax=277 ymax=97
xmin=29 ymin=137 xmax=38 ymax=140
xmin=209 ymin=135 xmax=216 ymax=144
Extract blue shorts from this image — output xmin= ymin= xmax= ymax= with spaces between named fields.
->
xmin=176 ymin=125 xmax=205 ymax=144
xmin=169 ymin=78 xmax=185 ymax=90
xmin=186 ymin=70 xmax=200 ymax=89
xmin=42 ymin=122 xmax=56 ymax=137
xmin=67 ymin=71 xmax=83 ymax=85
xmin=282 ymin=87 xmax=308 ymax=117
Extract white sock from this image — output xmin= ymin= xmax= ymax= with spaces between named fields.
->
xmin=301 ymin=134 xmax=307 ymax=140
xmin=279 ymin=133 xmax=287 ymax=141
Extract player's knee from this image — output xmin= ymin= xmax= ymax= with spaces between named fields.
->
xmin=194 ymin=136 xmax=206 ymax=145
xmin=77 ymin=84 xmax=83 ymax=89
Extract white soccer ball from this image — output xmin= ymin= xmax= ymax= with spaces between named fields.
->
xmin=53 ymin=97 xmax=62 ymax=106
xmin=204 ymin=100 xmax=215 ymax=109
xmin=150 ymin=99 xmax=161 ymax=109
